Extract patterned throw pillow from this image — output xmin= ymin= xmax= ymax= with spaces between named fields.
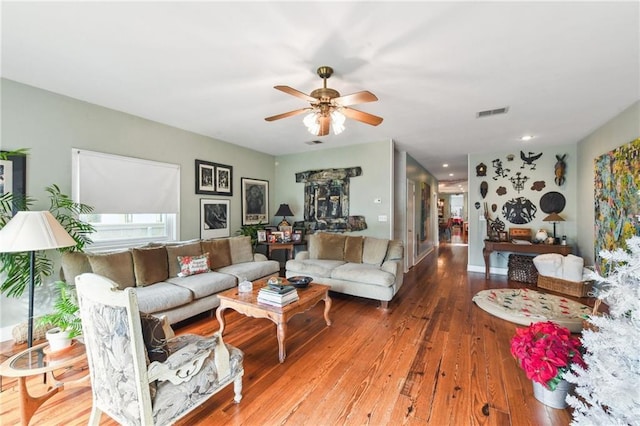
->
xmin=177 ymin=253 xmax=210 ymax=277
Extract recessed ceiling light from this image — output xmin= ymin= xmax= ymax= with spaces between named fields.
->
xmin=449 ymin=173 xmax=454 ymax=177
xmin=520 ymin=135 xmax=534 ymax=141
xmin=443 ymin=164 xmax=449 ymax=167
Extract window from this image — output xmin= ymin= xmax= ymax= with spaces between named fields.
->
xmin=72 ymin=149 xmax=180 ymax=250
xmin=80 ymin=213 xmax=176 ymax=250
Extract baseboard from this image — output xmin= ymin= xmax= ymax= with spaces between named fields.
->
xmin=467 ymin=264 xmax=507 ymax=276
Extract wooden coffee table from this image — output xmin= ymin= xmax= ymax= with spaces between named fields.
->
xmin=216 ymin=278 xmax=332 ymax=363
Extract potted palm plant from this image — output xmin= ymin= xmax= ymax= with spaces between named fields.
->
xmin=38 ymin=281 xmax=82 ymax=351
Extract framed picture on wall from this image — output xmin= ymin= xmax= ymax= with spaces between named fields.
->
xmin=0 ymin=151 xmax=27 ymax=215
xmin=200 ymin=199 xmax=230 ymax=239
xmin=241 ymin=177 xmax=269 ymax=225
xmin=195 ymin=159 xmax=233 ymax=196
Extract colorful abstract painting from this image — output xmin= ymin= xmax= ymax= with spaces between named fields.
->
xmin=594 ymin=138 xmax=640 ymax=271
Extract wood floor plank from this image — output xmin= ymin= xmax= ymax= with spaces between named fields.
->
xmin=0 ymin=244 xmax=581 ymax=425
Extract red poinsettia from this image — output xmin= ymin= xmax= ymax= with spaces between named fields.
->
xmin=510 ymin=321 xmax=585 ymax=390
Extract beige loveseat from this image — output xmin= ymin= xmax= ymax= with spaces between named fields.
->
xmin=61 ymin=236 xmax=279 ymax=324
xmin=285 ymin=233 xmax=404 ymax=308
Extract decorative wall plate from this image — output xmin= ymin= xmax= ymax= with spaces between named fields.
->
xmin=539 ymin=191 xmax=566 ymax=214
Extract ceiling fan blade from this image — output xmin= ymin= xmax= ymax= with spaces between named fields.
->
xmin=318 ymin=115 xmax=330 ymax=136
xmin=265 ymin=108 xmax=311 ymax=122
xmin=333 ymin=91 xmax=378 ymax=106
xmin=341 ymin=107 xmax=384 ymax=126
xmin=274 ymin=85 xmax=317 ymax=103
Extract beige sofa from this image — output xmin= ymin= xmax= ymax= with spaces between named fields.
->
xmin=285 ymin=233 xmax=404 ymax=308
xmin=61 ymin=236 xmax=279 ymax=324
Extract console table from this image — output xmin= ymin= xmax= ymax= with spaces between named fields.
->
xmin=483 ymin=241 xmax=572 ymax=279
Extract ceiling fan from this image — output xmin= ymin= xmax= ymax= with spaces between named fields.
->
xmin=265 ymin=66 xmax=383 ymax=136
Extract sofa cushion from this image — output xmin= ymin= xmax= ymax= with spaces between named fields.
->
xmin=362 ymin=237 xmax=389 ymax=266
xmin=229 ymin=236 xmax=254 ymax=264
xmin=216 ymin=260 xmax=280 ymax=281
xmin=201 ymin=239 xmax=232 ymax=269
xmin=344 ymin=236 xmax=363 ymax=263
xmin=286 ymin=259 xmax=346 ymax=278
xmin=385 ymin=239 xmax=403 ymax=261
xmin=177 ymin=253 xmax=210 ymax=277
xmin=131 ymin=246 xmax=169 ymax=287
xmin=87 ymin=251 xmax=136 ymax=289
xmin=166 ymin=271 xmax=236 ymax=299
xmin=134 ymin=282 xmax=193 ymax=314
xmin=166 ymin=242 xmax=202 ymax=278
xmin=331 ymin=263 xmax=396 ymax=287
xmin=312 ymin=233 xmax=346 ymax=260
xmin=60 ymin=251 xmax=92 ymax=285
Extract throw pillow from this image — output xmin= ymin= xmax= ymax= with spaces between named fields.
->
xmin=344 ymin=236 xmax=364 ymax=263
xmin=362 ymin=237 xmax=389 ymax=266
xmin=229 ymin=236 xmax=254 ymax=264
xmin=385 ymin=239 xmax=404 ymax=261
xmin=139 ymin=312 xmax=169 ymax=363
xmin=131 ymin=246 xmax=169 ymax=287
xmin=201 ymin=239 xmax=232 ymax=269
xmin=315 ymin=233 xmax=346 ymax=260
xmin=177 ymin=253 xmax=210 ymax=277
xmin=166 ymin=242 xmax=202 ymax=277
xmin=60 ymin=251 xmax=92 ymax=285
xmin=87 ymin=251 xmax=136 ymax=289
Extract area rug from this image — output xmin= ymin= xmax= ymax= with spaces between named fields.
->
xmin=472 ymin=288 xmax=592 ymax=332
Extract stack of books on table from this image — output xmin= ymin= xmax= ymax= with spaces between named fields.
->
xmin=257 ymin=285 xmax=299 ymax=307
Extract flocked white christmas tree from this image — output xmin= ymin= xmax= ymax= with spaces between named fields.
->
xmin=565 ymin=236 xmax=640 ymax=425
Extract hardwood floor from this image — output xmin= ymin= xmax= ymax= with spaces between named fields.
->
xmin=1 ymin=243 xmax=591 ymax=425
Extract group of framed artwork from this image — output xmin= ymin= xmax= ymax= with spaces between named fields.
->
xmin=196 ymin=159 xmax=270 ymax=239
xmin=256 ymin=227 xmax=303 ymax=244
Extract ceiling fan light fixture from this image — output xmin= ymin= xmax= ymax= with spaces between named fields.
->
xmin=330 ymin=109 xmax=345 ymax=135
xmin=303 ymin=111 xmax=321 ymax=135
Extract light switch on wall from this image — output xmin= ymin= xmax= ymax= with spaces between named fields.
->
xmin=374 ymin=198 xmax=381 ymax=204
xmin=378 ymin=215 xmax=388 ymax=222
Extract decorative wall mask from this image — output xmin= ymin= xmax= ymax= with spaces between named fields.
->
xmin=509 ymin=172 xmax=529 ymax=193
xmin=496 ymin=186 xmax=507 ymax=196
xmin=520 ymin=151 xmax=543 ymax=170
xmin=474 ymin=202 xmax=481 ymax=209
xmin=555 ymin=154 xmax=567 ymax=186
xmin=480 ymin=181 xmax=488 ymax=199
xmin=476 ymin=163 xmax=487 ymax=177
xmin=492 ymin=158 xmax=510 ymax=180
xmin=502 ymin=197 xmax=537 ymax=224
xmin=490 ymin=217 xmax=505 ymax=232
xmin=531 ymin=181 xmax=546 ymax=191
xmin=539 ymin=191 xmax=566 ymax=214
xmin=491 ymin=204 xmax=497 ymax=212
xmin=295 ymin=167 xmax=366 ymax=233
xmin=506 ymin=153 xmax=515 ymax=161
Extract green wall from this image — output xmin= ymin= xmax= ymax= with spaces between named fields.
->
xmin=273 ymin=140 xmax=394 ymax=238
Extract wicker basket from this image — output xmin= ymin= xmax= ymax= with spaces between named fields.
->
xmin=537 ymin=274 xmax=593 ymax=297
xmin=508 ymin=254 xmax=538 ymax=284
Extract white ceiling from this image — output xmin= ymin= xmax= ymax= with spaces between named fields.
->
xmin=2 ymin=2 xmax=639 ymax=194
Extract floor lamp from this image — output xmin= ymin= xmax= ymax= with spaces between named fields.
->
xmin=0 ymin=211 xmax=76 ymax=347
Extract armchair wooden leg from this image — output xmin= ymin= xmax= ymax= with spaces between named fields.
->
xmin=380 ymin=300 xmax=389 ymax=310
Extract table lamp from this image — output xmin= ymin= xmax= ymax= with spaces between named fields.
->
xmin=542 ymin=212 xmax=565 ymax=244
xmin=0 ymin=211 xmax=76 ymax=347
xmin=275 ymin=204 xmax=294 ymax=228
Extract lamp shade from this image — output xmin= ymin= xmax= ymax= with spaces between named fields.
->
xmin=275 ymin=204 xmax=294 ymax=218
xmin=0 ymin=211 xmax=76 ymax=253
xmin=542 ymin=212 xmax=565 ymax=223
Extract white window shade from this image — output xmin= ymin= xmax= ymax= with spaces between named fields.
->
xmin=72 ymin=149 xmax=180 ymax=214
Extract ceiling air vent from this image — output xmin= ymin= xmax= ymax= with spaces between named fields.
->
xmin=305 ymin=140 xmax=323 ymax=145
xmin=476 ymin=106 xmax=509 ymax=118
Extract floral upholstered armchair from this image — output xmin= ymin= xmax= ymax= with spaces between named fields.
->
xmin=75 ymin=273 xmax=244 ymax=425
